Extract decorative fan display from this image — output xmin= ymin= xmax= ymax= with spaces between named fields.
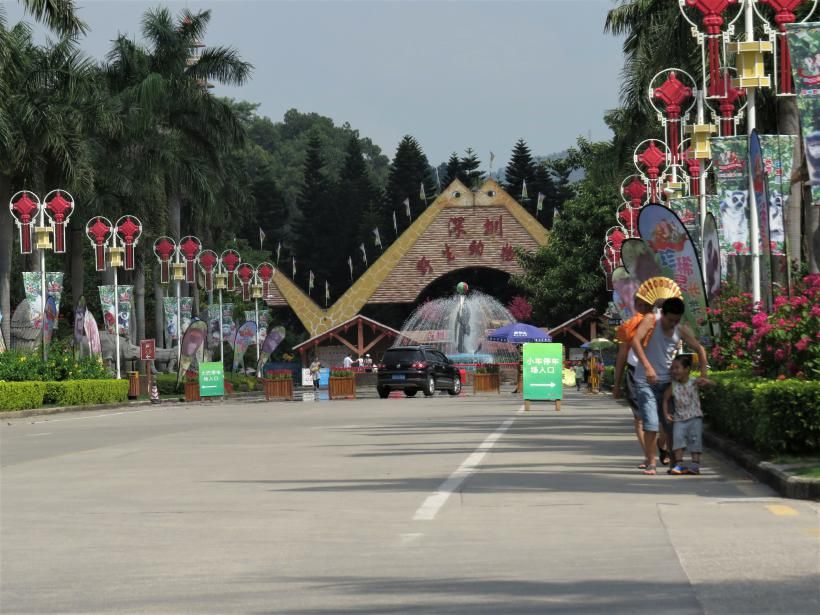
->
xmin=635 ymin=277 xmax=682 ymax=306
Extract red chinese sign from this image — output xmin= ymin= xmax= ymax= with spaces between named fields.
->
xmin=140 ymin=339 xmax=156 ymax=361
xmin=448 ymin=217 xmax=466 ymax=238
xmin=442 ymin=244 xmax=456 ymax=262
xmin=469 ymin=240 xmax=484 ymax=256
xmin=416 ymin=256 xmax=433 ymax=275
xmin=484 ymin=216 xmax=503 ymax=237
xmin=501 ymin=243 xmax=515 ymax=261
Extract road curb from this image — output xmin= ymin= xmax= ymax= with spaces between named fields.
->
xmin=704 ymin=428 xmax=820 ymax=501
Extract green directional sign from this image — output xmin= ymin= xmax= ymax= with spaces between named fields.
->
xmin=522 ymin=343 xmax=563 ymax=401
xmin=199 ymin=362 xmax=225 ymax=397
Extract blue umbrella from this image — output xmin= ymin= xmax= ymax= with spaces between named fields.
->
xmin=487 ymin=322 xmax=552 ymax=344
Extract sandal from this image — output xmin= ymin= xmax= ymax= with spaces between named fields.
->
xmin=637 ymin=462 xmax=647 ymax=469
xmin=658 ymin=446 xmax=671 ymax=466
xmin=642 ymin=465 xmax=657 ymax=475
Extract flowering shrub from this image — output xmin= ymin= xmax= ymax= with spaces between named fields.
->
xmin=264 ymin=369 xmax=292 ymax=381
xmin=507 ymin=296 xmax=533 ymax=322
xmin=330 ymin=369 xmax=354 ymax=378
xmin=0 ymin=341 xmax=109 ymax=382
xmin=708 ymin=275 xmax=819 ymax=379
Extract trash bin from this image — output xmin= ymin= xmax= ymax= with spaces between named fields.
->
xmin=127 ymin=371 xmax=140 ymax=400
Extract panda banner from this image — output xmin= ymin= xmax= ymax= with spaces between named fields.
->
xmin=786 ymin=22 xmax=820 ymax=207
xmin=759 ymin=135 xmax=796 ymax=257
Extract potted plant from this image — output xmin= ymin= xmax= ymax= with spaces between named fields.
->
xmin=329 ymin=368 xmax=356 ymax=400
xmin=183 ymin=372 xmax=200 ymax=402
xmin=263 ymin=369 xmax=293 ymax=400
xmin=473 ymin=363 xmax=501 ymax=394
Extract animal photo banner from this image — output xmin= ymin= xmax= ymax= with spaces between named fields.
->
xmin=162 ymin=297 xmax=193 ymax=341
xmin=710 ymin=137 xmax=750 ymax=255
xmin=759 ymin=135 xmax=796 ymax=256
xmin=22 ymin=272 xmax=64 ymax=332
xmin=786 ymin=22 xmax=820 ymax=206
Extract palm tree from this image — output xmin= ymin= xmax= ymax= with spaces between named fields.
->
xmin=0 ymin=16 xmax=102 ymax=346
xmin=14 ymin=0 xmax=86 ymax=36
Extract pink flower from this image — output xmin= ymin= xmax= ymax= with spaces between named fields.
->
xmin=752 ymin=312 xmax=768 ymax=328
xmin=730 ymin=321 xmax=750 ymax=330
xmin=774 ymin=349 xmax=786 ymax=361
xmin=795 ymin=337 xmax=810 ymax=352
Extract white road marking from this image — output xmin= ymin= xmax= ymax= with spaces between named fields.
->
xmin=26 ymin=407 xmax=165 ymax=425
xmin=400 ymin=532 xmax=423 ymax=546
xmin=413 ymin=406 xmax=523 ymax=521
xmin=26 ymin=433 xmax=52 ymax=437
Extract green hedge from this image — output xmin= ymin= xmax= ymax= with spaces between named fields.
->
xmin=0 ymin=382 xmax=46 ymax=410
xmin=701 ymin=372 xmax=820 ymax=456
xmin=43 ymin=380 xmax=129 ymax=406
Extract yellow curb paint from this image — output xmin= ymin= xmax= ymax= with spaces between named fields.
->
xmin=765 ymin=504 xmax=799 ymax=517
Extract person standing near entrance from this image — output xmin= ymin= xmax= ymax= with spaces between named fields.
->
xmin=630 ymin=297 xmax=708 ymax=475
xmin=343 ymin=354 xmax=353 ymax=369
xmin=310 ymin=357 xmax=321 ymax=391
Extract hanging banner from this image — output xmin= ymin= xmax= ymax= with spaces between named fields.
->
xmin=710 ymin=137 xmax=750 ymax=255
xmin=98 ymin=285 xmax=133 ymax=337
xmin=222 ymin=303 xmax=236 ymax=346
xmin=45 ymin=272 xmax=64 ymax=315
xmin=760 ymin=135 xmax=796 ymax=256
xmin=0 ymin=311 xmax=5 ymax=353
xmin=162 ymin=297 xmax=193 ymax=341
xmin=243 ymin=310 xmax=271 ymax=345
xmin=786 ymin=22 xmax=820 ymax=206
xmin=43 ymin=296 xmax=58 ymax=345
xmin=22 ymin=272 xmax=42 ymax=330
xmin=750 ymin=130 xmax=773 ymax=311
xmin=177 ymin=319 xmax=208 ymax=384
xmin=621 ymin=238 xmax=663 ymax=282
xmin=638 ymin=204 xmax=711 ymax=344
xmin=256 ymin=325 xmax=286 ymax=375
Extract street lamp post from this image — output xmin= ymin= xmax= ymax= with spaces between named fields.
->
xmin=85 ymin=215 xmax=142 ymax=379
xmin=9 ymin=190 xmax=74 ymax=360
xmin=215 ymin=250 xmax=241 ymax=364
xmin=176 ymin=235 xmax=201 ymax=368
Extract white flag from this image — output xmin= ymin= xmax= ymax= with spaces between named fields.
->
xmin=420 ymin=182 xmax=426 ymax=202
xmin=292 ymin=256 xmax=296 ymax=279
xmin=434 ymin=167 xmax=441 ymax=193
xmin=489 ymin=151 xmax=495 ymax=167
xmin=348 ymin=255 xmax=353 ymax=280
xmin=373 ymin=227 xmax=382 ymax=249
xmin=392 ymin=210 xmax=398 ymax=235
xmin=403 ymin=197 xmax=411 ymax=220
xmin=259 ymin=227 xmax=266 ymax=250
xmin=325 ymin=280 xmax=330 ymax=306
xmin=360 ymin=243 xmax=368 ymax=267
xmin=521 ymin=179 xmax=528 ymax=200
xmin=308 ymin=270 xmax=314 ymax=292
xmin=536 ymin=192 xmax=545 ymax=212
xmin=276 ymin=241 xmax=281 ymax=264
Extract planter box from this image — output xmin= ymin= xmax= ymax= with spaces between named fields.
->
xmin=184 ymin=381 xmax=201 ymax=402
xmin=473 ymin=372 xmax=501 ymax=394
xmin=264 ymin=378 xmax=293 ymax=401
xmin=329 ymin=376 xmax=356 ymax=400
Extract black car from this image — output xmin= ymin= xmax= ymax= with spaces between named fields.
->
xmin=376 ymin=346 xmax=461 ymax=398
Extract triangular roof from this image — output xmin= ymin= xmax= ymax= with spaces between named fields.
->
xmin=267 ymin=178 xmax=549 ymax=336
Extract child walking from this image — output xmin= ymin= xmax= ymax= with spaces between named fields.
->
xmin=573 ymin=362 xmax=584 ymax=391
xmin=662 ymin=355 xmax=714 ymax=475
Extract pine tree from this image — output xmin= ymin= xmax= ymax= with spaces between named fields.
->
xmin=441 ymin=152 xmax=461 ymax=188
xmin=333 ymin=135 xmax=377 ymax=290
xmin=503 ymin=139 xmax=537 ymax=211
xmin=458 ymin=148 xmax=484 ymax=189
xmin=546 ymin=158 xmax=575 ymax=228
xmin=293 ymin=133 xmax=333 ymax=284
xmin=383 ymin=135 xmax=436 ymax=242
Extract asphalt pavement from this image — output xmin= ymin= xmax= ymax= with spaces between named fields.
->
xmin=1 ymin=388 xmax=818 ymax=614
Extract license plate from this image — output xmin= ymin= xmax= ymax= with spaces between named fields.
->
xmin=392 ymin=374 xmax=406 ymax=380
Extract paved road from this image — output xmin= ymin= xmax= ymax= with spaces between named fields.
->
xmin=1 ymin=390 xmax=818 ymax=614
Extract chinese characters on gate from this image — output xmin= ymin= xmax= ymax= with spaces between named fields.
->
xmin=415 ymin=214 xmax=515 ymax=275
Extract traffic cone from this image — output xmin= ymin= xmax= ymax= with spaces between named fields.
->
xmin=150 ymin=382 xmax=160 ymax=404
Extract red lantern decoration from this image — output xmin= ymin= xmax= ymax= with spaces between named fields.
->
xmin=9 ymin=191 xmax=41 ymax=255
xmin=221 ymin=250 xmax=241 ymax=291
xmin=636 ymin=141 xmax=668 ymax=203
xmin=115 ymin=215 xmax=142 ymax=271
xmin=684 ymin=0 xmax=739 ymax=97
xmin=257 ymin=262 xmax=274 ymax=298
xmin=178 ymin=236 xmax=201 ymax=283
xmin=235 ymin=263 xmax=254 ymax=301
xmin=759 ymin=0 xmax=805 ymax=95
xmin=622 ymin=177 xmax=648 ymax=208
xmin=85 ymin=216 xmax=113 ymax=272
xmin=153 ymin=236 xmax=176 ymax=284
xmin=652 ymin=71 xmax=693 ymax=165
xmin=43 ymin=190 xmax=74 ymax=254
xmin=198 ymin=250 xmax=218 ymax=291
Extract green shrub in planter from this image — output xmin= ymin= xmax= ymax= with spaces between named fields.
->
xmin=43 ymin=380 xmax=129 ymax=406
xmin=0 ymin=382 xmax=46 ymax=410
xmin=154 ymin=374 xmax=180 ymax=395
xmin=330 ymin=369 xmax=354 ymax=378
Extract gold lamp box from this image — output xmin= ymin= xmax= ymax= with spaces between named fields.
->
xmin=35 ymin=226 xmax=53 ymax=251
xmin=171 ymin=262 xmax=186 ymax=281
xmin=251 ymin=283 xmax=263 ymax=299
xmin=215 ymin=272 xmax=228 ymax=290
xmin=728 ymin=40 xmax=772 ymax=89
xmin=108 ymin=246 xmax=125 ymax=268
xmin=685 ymin=123 xmax=716 ymax=160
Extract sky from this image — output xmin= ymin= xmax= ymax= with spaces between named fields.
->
xmin=3 ymin=0 xmax=626 ymax=167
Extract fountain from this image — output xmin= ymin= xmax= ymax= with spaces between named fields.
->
xmin=393 ymin=283 xmax=520 ymax=365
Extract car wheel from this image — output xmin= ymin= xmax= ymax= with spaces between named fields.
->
xmin=404 ymin=389 xmax=418 ymax=397
xmin=447 ymin=375 xmax=461 ymax=396
xmin=377 ymin=386 xmax=390 ymax=399
xmin=423 ymin=375 xmax=435 ymax=397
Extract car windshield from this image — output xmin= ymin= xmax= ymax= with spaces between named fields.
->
xmin=383 ymin=349 xmax=423 ymax=363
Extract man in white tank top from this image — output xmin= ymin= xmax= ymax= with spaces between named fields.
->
xmin=630 ymin=297 xmax=709 ymax=475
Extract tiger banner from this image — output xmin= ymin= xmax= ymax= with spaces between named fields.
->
xmin=786 ymin=22 xmax=820 ymax=207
